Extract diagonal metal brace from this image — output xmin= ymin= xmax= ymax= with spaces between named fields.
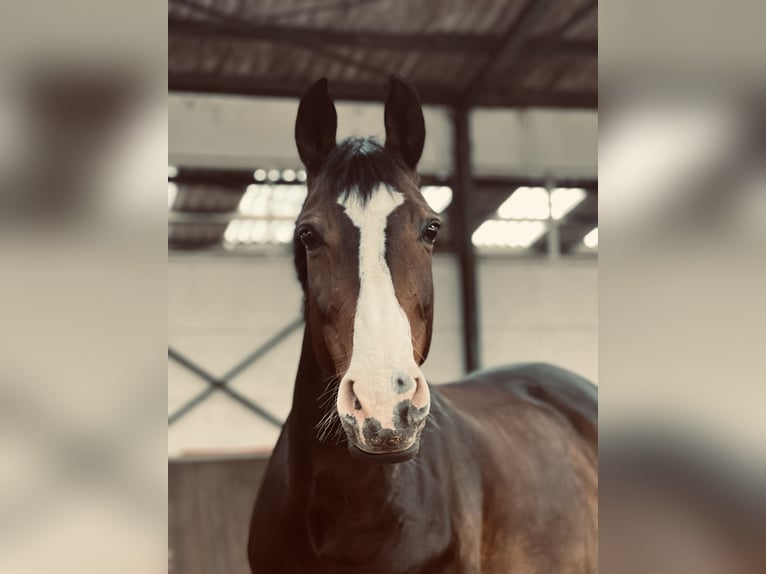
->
xmin=168 ymin=317 xmax=304 ymax=428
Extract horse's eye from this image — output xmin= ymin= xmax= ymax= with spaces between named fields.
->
xmin=299 ymin=228 xmax=321 ymax=251
xmin=422 ymin=221 xmax=441 ymax=244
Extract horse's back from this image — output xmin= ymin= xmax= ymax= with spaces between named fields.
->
xmin=436 ymin=362 xmax=597 ymax=446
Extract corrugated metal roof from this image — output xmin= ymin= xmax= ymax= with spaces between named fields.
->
xmin=169 ymin=0 xmax=596 ymax=107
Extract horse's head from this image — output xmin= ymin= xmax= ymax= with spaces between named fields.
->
xmin=293 ymin=77 xmax=438 ymax=463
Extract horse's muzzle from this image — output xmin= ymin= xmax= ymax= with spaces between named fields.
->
xmin=341 ymin=410 xmax=428 ymax=463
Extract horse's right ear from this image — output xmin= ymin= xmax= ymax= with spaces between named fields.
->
xmin=384 ymin=75 xmax=425 ymax=170
xmin=295 ymin=78 xmax=337 ymax=174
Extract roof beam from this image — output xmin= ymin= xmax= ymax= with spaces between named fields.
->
xmin=460 ymin=0 xmax=557 ymax=105
xmin=494 ymin=1 xmax=598 ymax=108
xmin=525 ymin=1 xmax=598 ymax=58
xmin=170 ymin=18 xmax=595 ymax=57
xmin=483 ymin=89 xmax=597 ymax=108
xmin=169 ymin=18 xmax=495 ymax=54
xmin=171 ymin=0 xmax=392 ymax=79
xmin=551 ymin=0 xmax=598 ymax=37
xmin=524 ymin=36 xmax=596 ymax=56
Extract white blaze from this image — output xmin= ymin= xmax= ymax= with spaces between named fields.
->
xmin=338 ymin=185 xmax=419 ymax=419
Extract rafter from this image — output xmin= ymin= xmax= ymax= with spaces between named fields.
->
xmin=170 ymin=18 xmax=595 ymax=57
xmin=460 ymin=0 xmax=557 ymax=105
xmin=169 ymin=18 xmax=495 ymax=54
xmin=172 ymin=0 xmax=390 ymax=79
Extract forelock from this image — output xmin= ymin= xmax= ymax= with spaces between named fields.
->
xmin=315 ymin=137 xmax=413 ymax=204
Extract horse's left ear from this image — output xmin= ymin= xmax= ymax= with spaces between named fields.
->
xmin=384 ymin=75 xmax=425 ymax=170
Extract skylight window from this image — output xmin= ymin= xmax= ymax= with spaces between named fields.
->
xmin=551 ymin=188 xmax=587 ymax=220
xmin=238 ymin=184 xmax=307 ymax=219
xmin=421 ymin=186 xmax=452 ymax=213
xmin=225 ymin=183 xmax=309 ymax=248
xmin=583 ymin=227 xmax=598 ymax=248
xmin=168 ymin=182 xmax=178 ymax=210
xmin=472 ymin=220 xmax=546 ymax=248
xmin=472 ymin=186 xmax=587 ymax=250
xmin=497 ymin=187 xmax=550 ymax=220
xmin=496 ymin=186 xmax=586 ymax=220
xmin=224 ymin=219 xmax=296 ymax=246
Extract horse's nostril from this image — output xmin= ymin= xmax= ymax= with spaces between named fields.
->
xmin=346 ymin=380 xmax=363 ymax=411
xmin=397 ymin=377 xmax=405 ymax=388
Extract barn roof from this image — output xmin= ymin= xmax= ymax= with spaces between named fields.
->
xmin=169 ymin=0 xmax=596 ymax=108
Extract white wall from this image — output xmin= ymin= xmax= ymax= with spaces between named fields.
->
xmin=169 ymin=94 xmax=597 ymax=179
xmin=471 ymin=109 xmax=598 ymax=179
xmin=169 ymin=95 xmax=453 ymax=174
xmin=168 ymin=254 xmax=597 ymax=458
xmin=479 ymin=258 xmax=598 ymax=379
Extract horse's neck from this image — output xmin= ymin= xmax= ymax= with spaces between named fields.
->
xmin=285 ymin=325 xmax=451 ymax=561
xmin=286 ymin=323 xmax=402 ymax=489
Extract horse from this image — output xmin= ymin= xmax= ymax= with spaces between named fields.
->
xmin=247 ymin=76 xmax=598 ymax=573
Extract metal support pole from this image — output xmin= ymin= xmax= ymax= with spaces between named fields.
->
xmin=546 ymin=177 xmax=560 ymax=260
xmin=451 ymin=106 xmax=481 ymax=373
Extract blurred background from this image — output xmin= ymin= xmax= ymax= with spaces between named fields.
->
xmin=1 ymin=2 xmax=166 ymax=573
xmin=167 ymin=0 xmax=597 ymax=571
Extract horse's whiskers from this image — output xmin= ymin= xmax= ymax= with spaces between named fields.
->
xmin=313 ymin=379 xmax=343 ymax=443
xmin=411 ymin=336 xmax=425 ymax=362
xmin=315 ymin=411 xmax=339 ymax=442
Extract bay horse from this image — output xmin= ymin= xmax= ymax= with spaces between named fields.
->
xmin=248 ymin=76 xmax=598 ymax=573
